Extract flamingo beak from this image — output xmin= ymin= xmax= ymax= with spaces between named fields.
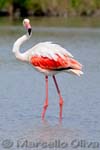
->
xmin=28 ymin=28 xmax=32 ymax=35
xmin=25 ymin=22 xmax=32 ymax=35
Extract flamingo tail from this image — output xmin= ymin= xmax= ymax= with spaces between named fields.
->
xmin=65 ymin=69 xmax=83 ymax=76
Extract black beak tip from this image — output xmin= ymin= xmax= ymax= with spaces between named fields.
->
xmin=28 ymin=28 xmax=32 ymax=35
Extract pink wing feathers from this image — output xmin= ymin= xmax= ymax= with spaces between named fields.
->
xmin=30 ymin=54 xmax=82 ymax=70
xmin=28 ymin=42 xmax=83 ymax=75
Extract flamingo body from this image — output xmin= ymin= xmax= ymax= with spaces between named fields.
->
xmin=23 ymin=42 xmax=82 ymax=76
xmin=13 ymin=19 xmax=83 ymax=120
xmin=30 ymin=44 xmax=82 ymax=76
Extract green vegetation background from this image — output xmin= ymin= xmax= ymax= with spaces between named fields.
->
xmin=0 ymin=0 xmax=100 ymax=17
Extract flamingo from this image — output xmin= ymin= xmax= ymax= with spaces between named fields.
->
xmin=12 ymin=18 xmax=83 ymax=120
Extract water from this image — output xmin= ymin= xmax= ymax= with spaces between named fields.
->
xmin=0 ymin=18 xmax=100 ymax=150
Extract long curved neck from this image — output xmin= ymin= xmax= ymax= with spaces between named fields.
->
xmin=12 ymin=33 xmax=31 ymax=61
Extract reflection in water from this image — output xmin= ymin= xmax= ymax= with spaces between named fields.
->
xmin=16 ymin=119 xmax=82 ymax=150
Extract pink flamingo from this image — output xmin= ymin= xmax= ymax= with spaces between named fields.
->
xmin=12 ymin=19 xmax=83 ymax=120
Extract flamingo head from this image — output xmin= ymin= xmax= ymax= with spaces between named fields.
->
xmin=23 ymin=19 xmax=32 ymax=36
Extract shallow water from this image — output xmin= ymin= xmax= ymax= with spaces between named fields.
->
xmin=0 ymin=19 xmax=100 ymax=149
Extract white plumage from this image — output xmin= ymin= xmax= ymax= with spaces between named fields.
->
xmin=30 ymin=42 xmax=73 ymax=60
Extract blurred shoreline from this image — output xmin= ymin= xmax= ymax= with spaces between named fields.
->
xmin=0 ymin=16 xmax=100 ymax=28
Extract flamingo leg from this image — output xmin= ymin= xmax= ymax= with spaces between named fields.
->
xmin=41 ymin=75 xmax=48 ymax=119
xmin=53 ymin=75 xmax=64 ymax=120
